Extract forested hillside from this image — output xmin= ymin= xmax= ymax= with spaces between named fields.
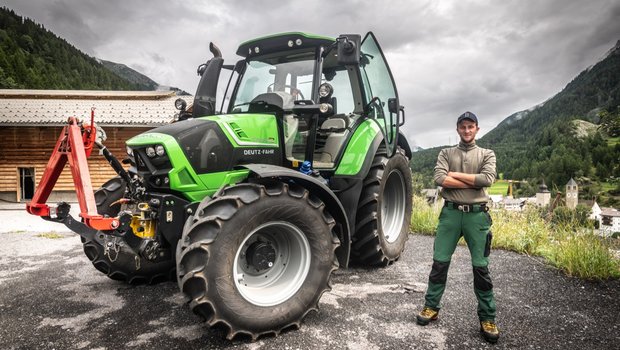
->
xmin=0 ymin=7 xmax=152 ymax=90
xmin=411 ymin=41 xmax=620 ymax=205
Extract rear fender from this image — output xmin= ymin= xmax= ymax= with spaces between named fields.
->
xmin=239 ymin=164 xmax=351 ymax=268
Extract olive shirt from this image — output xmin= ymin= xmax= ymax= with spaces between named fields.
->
xmin=433 ymin=141 xmax=496 ymax=204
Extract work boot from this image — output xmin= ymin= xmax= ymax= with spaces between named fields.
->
xmin=416 ymin=307 xmax=439 ymax=325
xmin=480 ymin=320 xmax=500 ymax=343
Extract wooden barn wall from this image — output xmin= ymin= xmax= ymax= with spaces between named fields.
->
xmin=0 ymin=126 xmax=151 ymax=200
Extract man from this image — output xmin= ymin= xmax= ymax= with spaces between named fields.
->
xmin=416 ymin=111 xmax=499 ymax=343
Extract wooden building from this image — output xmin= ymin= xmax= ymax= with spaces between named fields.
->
xmin=0 ymin=90 xmax=192 ymax=203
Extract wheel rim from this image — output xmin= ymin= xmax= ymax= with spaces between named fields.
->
xmin=233 ymin=221 xmax=311 ymax=306
xmin=381 ymin=169 xmax=406 ymax=243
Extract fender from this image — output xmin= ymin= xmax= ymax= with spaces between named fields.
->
xmin=240 ymin=164 xmax=351 ymax=268
xmin=397 ymin=131 xmax=412 ymax=159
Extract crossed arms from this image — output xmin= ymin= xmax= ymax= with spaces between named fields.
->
xmin=442 ymin=172 xmax=477 ymax=188
xmin=433 ymin=149 xmax=496 ymax=189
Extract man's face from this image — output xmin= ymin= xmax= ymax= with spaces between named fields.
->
xmin=457 ymin=119 xmax=479 ymax=143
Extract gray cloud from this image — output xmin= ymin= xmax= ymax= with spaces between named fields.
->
xmin=2 ymin=0 xmax=618 ymax=148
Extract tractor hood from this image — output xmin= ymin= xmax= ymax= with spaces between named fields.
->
xmin=129 ymin=114 xmax=279 ymax=148
xmin=126 ymin=114 xmax=282 ymax=181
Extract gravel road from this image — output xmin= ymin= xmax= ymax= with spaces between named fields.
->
xmin=0 ymin=212 xmax=619 ymax=349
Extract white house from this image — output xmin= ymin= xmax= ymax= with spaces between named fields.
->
xmin=590 ymin=201 xmax=602 ymax=221
xmin=503 ymin=198 xmax=526 ymax=211
xmin=488 ymin=195 xmax=504 ymax=209
xmin=599 ymin=209 xmax=620 ymax=236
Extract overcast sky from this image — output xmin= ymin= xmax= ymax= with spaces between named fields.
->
xmin=3 ymin=0 xmax=619 ymax=148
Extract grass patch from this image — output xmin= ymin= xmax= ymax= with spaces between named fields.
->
xmin=546 ymin=229 xmax=620 ymax=279
xmin=410 ymin=197 xmax=620 ymax=280
xmin=488 ymin=180 xmax=509 ymax=195
xmin=36 ymin=232 xmax=64 ymax=239
xmin=607 ymin=136 xmax=619 ymax=146
xmin=600 ymin=181 xmax=616 ymax=192
xmin=10 ymin=230 xmax=26 ymax=234
xmin=490 ymin=209 xmax=552 ymax=256
xmin=410 ymin=195 xmax=441 ymax=235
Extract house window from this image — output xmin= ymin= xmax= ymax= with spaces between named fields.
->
xmin=19 ymin=167 xmax=35 ymax=201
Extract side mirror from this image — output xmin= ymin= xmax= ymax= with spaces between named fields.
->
xmin=388 ymin=98 xmax=398 ymax=114
xmin=337 ymin=34 xmax=361 ymax=65
xmin=388 ymin=98 xmax=406 ymax=126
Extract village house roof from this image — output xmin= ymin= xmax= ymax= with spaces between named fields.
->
xmin=0 ymin=89 xmax=193 ymax=127
xmin=503 ymin=198 xmax=525 ymax=205
xmin=600 ymin=209 xmax=620 ymax=217
xmin=421 ymin=189 xmax=438 ymax=197
xmin=538 ymin=179 xmax=550 ymax=193
xmin=566 ymin=178 xmax=578 ymax=187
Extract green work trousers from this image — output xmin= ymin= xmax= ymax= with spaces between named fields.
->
xmin=423 ymin=206 xmax=496 ymax=321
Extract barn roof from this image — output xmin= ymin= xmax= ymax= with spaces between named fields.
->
xmin=0 ymin=90 xmax=193 ymax=127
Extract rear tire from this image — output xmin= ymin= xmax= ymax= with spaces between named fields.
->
xmin=176 ymin=181 xmax=339 ymax=340
xmin=351 ymin=147 xmax=413 ymax=266
xmin=81 ymin=177 xmax=175 ymax=284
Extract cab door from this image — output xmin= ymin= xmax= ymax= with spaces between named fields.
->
xmin=359 ymin=32 xmax=401 ymax=157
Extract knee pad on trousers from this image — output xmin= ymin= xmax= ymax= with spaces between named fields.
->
xmin=473 ymin=266 xmax=493 ymax=291
xmin=429 ymin=260 xmax=451 ymax=285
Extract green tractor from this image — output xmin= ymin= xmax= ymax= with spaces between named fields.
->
xmin=27 ymin=32 xmax=413 ymax=340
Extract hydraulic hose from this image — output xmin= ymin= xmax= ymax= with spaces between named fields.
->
xmin=95 ymin=141 xmax=133 ymax=188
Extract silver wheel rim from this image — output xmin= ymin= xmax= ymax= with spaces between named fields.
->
xmin=381 ymin=169 xmax=406 ymax=243
xmin=233 ymin=221 xmax=311 ymax=306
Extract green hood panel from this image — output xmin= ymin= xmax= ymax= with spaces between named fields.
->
xmin=335 ymin=120 xmax=381 ymax=176
xmin=203 ymin=114 xmax=279 ymax=147
xmin=126 ymin=132 xmax=249 ymax=201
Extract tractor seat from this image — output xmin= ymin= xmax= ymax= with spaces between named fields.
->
xmin=318 ymin=114 xmax=349 ymax=133
xmin=249 ymin=92 xmax=295 ymax=112
xmin=315 ymin=114 xmax=351 ymax=167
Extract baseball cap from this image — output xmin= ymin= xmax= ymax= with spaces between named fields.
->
xmin=457 ymin=111 xmax=478 ymax=125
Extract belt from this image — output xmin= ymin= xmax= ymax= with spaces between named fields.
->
xmin=444 ymin=201 xmax=488 ymax=213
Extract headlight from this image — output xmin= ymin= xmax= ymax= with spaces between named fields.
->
xmin=145 ymin=146 xmax=156 ymax=158
xmin=155 ymin=145 xmax=165 ymax=157
xmin=175 ymin=98 xmax=187 ymax=111
xmin=126 ymin=146 xmax=133 ymax=156
xmin=318 ymin=83 xmax=333 ymax=99
xmin=319 ymin=103 xmax=333 ymax=114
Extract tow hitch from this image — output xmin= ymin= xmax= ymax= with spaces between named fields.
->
xmin=25 ymin=109 xmax=147 ymax=255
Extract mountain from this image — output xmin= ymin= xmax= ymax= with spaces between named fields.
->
xmin=480 ymin=40 xmax=620 ymax=146
xmin=411 ymin=40 xmax=620 ymax=204
xmin=0 ymin=7 xmax=154 ymax=90
xmin=99 ymin=59 xmax=158 ymax=90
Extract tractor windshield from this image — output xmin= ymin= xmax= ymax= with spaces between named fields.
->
xmin=229 ymin=50 xmax=316 ymax=113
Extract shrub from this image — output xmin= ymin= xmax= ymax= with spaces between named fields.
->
xmin=547 ymin=229 xmax=620 ymax=279
xmin=490 ymin=208 xmax=551 ymax=256
xmin=409 ymin=196 xmax=440 ymax=235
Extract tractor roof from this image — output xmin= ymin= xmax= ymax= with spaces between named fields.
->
xmin=236 ymin=32 xmax=335 ymax=58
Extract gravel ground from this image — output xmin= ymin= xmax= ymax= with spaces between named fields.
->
xmin=0 ymin=213 xmax=619 ymax=349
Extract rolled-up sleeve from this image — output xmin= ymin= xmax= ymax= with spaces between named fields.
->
xmin=474 ymin=150 xmax=496 ymax=187
xmin=434 ymin=149 xmax=449 ymax=186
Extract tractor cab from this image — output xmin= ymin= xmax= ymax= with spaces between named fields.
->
xmin=186 ymin=32 xmax=405 ymax=171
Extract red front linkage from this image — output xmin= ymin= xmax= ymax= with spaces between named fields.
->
xmin=26 ymin=109 xmax=120 ymax=231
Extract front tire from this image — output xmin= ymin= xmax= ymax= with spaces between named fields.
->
xmin=176 ymin=181 xmax=339 ymax=340
xmin=351 ymin=148 xmax=413 ymax=266
xmin=81 ymin=177 xmax=175 ymax=284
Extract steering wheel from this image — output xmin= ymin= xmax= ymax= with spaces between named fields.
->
xmin=267 ymin=84 xmax=305 ymax=100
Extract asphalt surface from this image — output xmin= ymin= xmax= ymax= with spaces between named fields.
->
xmin=1 ymin=211 xmax=619 ymax=350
